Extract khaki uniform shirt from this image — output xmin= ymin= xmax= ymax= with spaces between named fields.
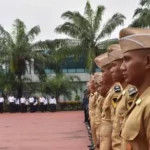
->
xmin=112 ymin=85 xmax=137 ymax=150
xmin=89 ymin=91 xmax=98 ymax=117
xmin=95 ymin=95 xmax=105 ymax=126
xmin=121 ymin=86 xmax=150 ymax=150
xmin=102 ymin=82 xmax=122 ymax=122
xmin=100 ymin=83 xmax=122 ymax=150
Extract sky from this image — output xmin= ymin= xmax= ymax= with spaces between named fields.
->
xmin=0 ymin=0 xmax=140 ymax=41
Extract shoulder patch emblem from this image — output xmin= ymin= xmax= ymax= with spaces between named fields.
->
xmin=114 ymin=85 xmax=121 ymax=92
xmin=136 ymin=99 xmax=142 ymax=105
xmin=128 ymin=87 xmax=137 ymax=96
xmin=122 ymin=90 xmax=126 ymax=96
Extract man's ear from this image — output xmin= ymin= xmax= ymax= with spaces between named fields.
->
xmin=145 ymin=54 xmax=150 ymax=69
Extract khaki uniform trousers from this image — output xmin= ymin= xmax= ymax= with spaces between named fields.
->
xmin=100 ymin=119 xmax=112 ymax=150
xmin=90 ymin=115 xmax=97 ymax=146
xmin=95 ymin=125 xmax=100 ymax=139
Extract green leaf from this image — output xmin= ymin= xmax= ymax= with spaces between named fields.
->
xmin=84 ymin=1 xmax=93 ymax=25
xmin=27 ymin=25 xmax=41 ymax=42
xmin=97 ymin=13 xmax=125 ymax=40
xmin=93 ymin=5 xmax=105 ymax=32
xmin=55 ymin=22 xmax=80 ymax=38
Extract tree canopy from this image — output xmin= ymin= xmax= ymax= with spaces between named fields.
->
xmin=55 ymin=1 xmax=125 ymax=73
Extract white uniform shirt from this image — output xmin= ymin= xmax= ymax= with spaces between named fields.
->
xmin=20 ymin=97 xmax=26 ymax=104
xmin=0 ymin=97 xmax=4 ymax=103
xmin=15 ymin=99 xmax=20 ymax=105
xmin=44 ymin=98 xmax=48 ymax=105
xmin=25 ymin=99 xmax=29 ymax=105
xmin=33 ymin=100 xmax=37 ymax=106
xmin=49 ymin=98 xmax=57 ymax=104
xmin=29 ymin=97 xmax=34 ymax=103
xmin=8 ymin=96 xmax=15 ymax=103
xmin=39 ymin=97 xmax=44 ymax=103
xmin=14 ymin=97 xmax=17 ymax=103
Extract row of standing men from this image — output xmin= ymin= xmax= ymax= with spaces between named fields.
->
xmin=86 ymin=27 xmax=150 ymax=150
xmin=0 ymin=95 xmax=57 ymax=113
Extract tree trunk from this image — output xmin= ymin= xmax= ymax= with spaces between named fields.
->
xmin=91 ymin=64 xmax=96 ymax=74
xmin=91 ymin=51 xmax=96 ymax=74
xmin=55 ymin=95 xmax=60 ymax=110
xmin=17 ymin=75 xmax=23 ymax=98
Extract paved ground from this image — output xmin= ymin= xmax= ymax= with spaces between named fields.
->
xmin=0 ymin=111 xmax=89 ymax=150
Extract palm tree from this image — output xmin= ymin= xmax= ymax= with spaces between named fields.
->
xmin=0 ymin=19 xmax=48 ymax=98
xmin=55 ymin=1 xmax=125 ymax=73
xmin=40 ymin=74 xmax=81 ymax=105
xmin=130 ymin=0 xmax=150 ymax=27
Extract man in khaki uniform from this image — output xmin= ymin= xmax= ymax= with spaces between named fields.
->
xmin=119 ymin=28 xmax=150 ymax=150
xmin=95 ymin=52 xmax=123 ymax=150
xmin=108 ymin=45 xmax=138 ymax=150
xmin=94 ymin=72 xmax=111 ymax=149
xmin=94 ymin=73 xmax=104 ymax=149
xmin=88 ymin=75 xmax=97 ymax=149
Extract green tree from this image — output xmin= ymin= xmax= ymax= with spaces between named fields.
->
xmin=55 ymin=1 xmax=125 ymax=73
xmin=40 ymin=74 xmax=81 ymax=104
xmin=74 ymin=94 xmax=80 ymax=101
xmin=0 ymin=19 xmax=47 ymax=98
xmin=130 ymin=0 xmax=150 ymax=27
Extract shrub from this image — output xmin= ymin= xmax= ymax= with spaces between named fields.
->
xmin=59 ymin=101 xmax=82 ymax=111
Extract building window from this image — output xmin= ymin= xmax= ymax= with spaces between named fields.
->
xmin=67 ymin=69 xmax=76 ymax=73
xmin=62 ymin=69 xmax=68 ymax=73
xmin=76 ymin=69 xmax=85 ymax=73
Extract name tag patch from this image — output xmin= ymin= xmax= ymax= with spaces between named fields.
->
xmin=128 ymin=87 xmax=137 ymax=96
xmin=114 ymin=85 xmax=121 ymax=92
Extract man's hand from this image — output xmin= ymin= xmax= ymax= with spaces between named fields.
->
xmin=96 ymin=138 xmax=100 ymax=149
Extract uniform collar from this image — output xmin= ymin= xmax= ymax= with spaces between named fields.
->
xmin=136 ymin=86 xmax=150 ymax=105
xmin=122 ymin=84 xmax=132 ymax=96
xmin=90 ymin=93 xmax=94 ymax=97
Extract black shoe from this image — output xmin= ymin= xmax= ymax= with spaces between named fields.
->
xmin=87 ymin=144 xmax=94 ymax=148
xmin=89 ymin=145 xmax=95 ymax=150
xmin=83 ymin=121 xmax=88 ymax=123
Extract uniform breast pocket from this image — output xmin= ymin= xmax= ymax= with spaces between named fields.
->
xmin=121 ymin=110 xmax=141 ymax=141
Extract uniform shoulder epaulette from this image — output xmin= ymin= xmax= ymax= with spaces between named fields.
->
xmin=114 ymin=85 xmax=121 ymax=93
xmin=128 ymin=87 xmax=138 ymax=96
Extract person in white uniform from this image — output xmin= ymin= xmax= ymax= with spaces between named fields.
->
xmin=0 ymin=95 xmax=4 ymax=113
xmin=49 ymin=96 xmax=57 ymax=112
xmin=15 ymin=97 xmax=20 ymax=112
xmin=33 ymin=96 xmax=38 ymax=112
xmin=29 ymin=96 xmax=34 ymax=112
xmin=8 ymin=95 xmax=15 ymax=113
xmin=25 ymin=98 xmax=29 ymax=112
xmin=20 ymin=96 xmax=26 ymax=113
xmin=44 ymin=96 xmax=48 ymax=112
xmin=39 ymin=96 xmax=44 ymax=112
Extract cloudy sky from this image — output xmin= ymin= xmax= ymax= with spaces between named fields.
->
xmin=0 ymin=0 xmax=140 ymax=41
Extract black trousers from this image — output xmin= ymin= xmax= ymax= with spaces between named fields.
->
xmin=86 ymin=109 xmax=90 ymax=128
xmin=44 ymin=104 xmax=47 ymax=112
xmin=15 ymin=104 xmax=20 ymax=112
xmin=0 ymin=103 xmax=3 ymax=113
xmin=25 ymin=105 xmax=28 ymax=112
xmin=21 ymin=104 xmax=26 ymax=113
xmin=50 ymin=104 xmax=56 ymax=112
xmin=40 ymin=103 xmax=44 ymax=112
xmin=84 ymin=108 xmax=88 ymax=122
xmin=30 ymin=103 xmax=34 ymax=112
xmin=9 ymin=102 xmax=14 ymax=113
xmin=33 ymin=105 xmax=37 ymax=112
